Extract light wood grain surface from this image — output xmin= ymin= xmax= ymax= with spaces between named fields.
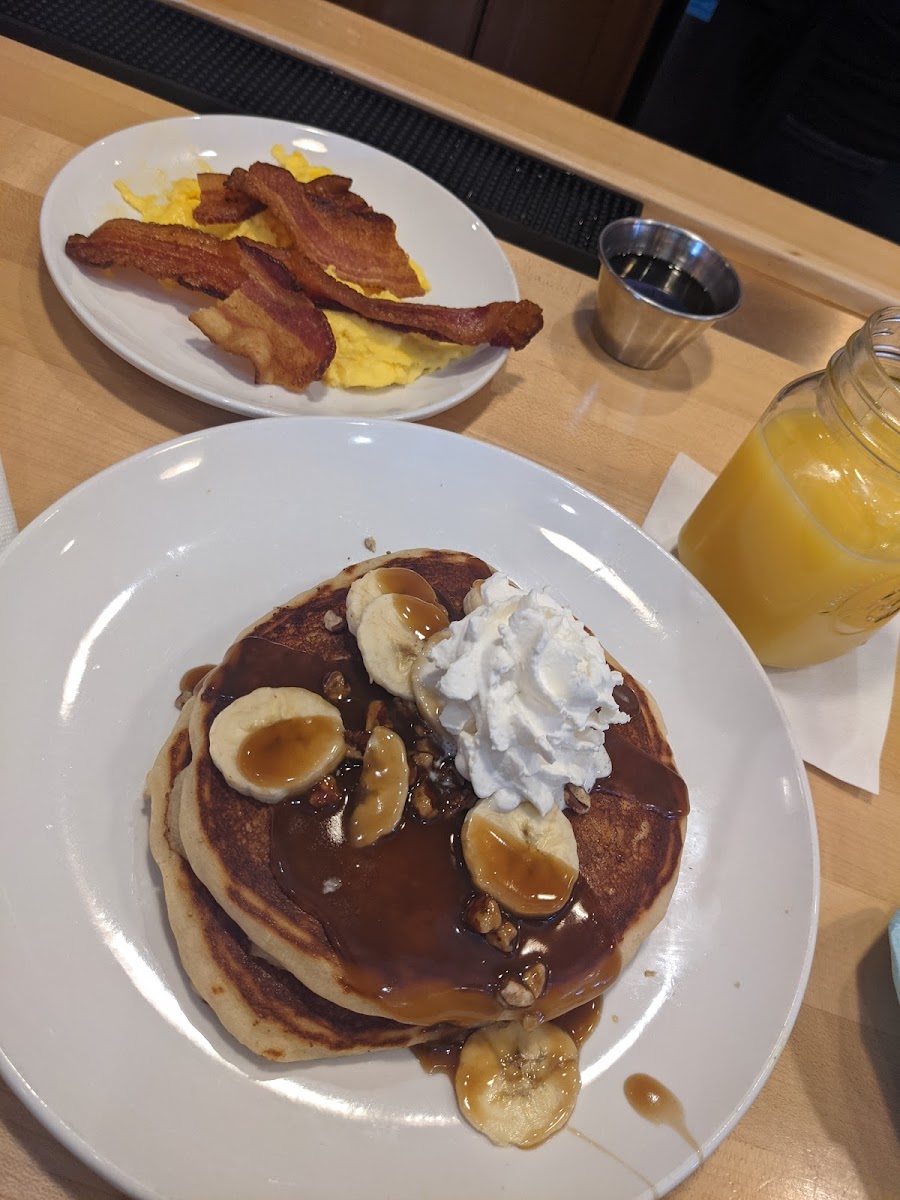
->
xmin=0 ymin=12 xmax=898 ymax=1200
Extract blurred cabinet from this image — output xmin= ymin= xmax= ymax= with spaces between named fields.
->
xmin=327 ymin=0 xmax=665 ymax=118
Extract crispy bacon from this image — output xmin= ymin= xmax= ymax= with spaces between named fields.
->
xmin=66 ymin=218 xmax=543 ymax=355
xmin=65 ymin=219 xmax=248 ymax=298
xmin=193 ymin=173 xmax=265 ymax=226
xmin=189 ymin=241 xmax=336 ymax=391
xmin=273 ymin=243 xmax=544 ymax=349
xmin=228 ymin=162 xmax=426 ymax=299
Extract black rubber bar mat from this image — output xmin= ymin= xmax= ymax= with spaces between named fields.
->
xmin=2 ymin=0 xmax=641 ymax=276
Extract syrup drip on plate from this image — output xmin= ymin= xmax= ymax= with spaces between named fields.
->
xmin=566 ymin=1128 xmax=659 ymax=1195
xmin=624 ymin=1073 xmax=702 ymax=1157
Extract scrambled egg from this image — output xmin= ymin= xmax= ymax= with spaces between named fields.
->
xmin=116 ymin=146 xmax=467 ymax=389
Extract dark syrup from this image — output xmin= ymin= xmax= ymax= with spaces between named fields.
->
xmin=610 ymin=253 xmax=717 ymax=316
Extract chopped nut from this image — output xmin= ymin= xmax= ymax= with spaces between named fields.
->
xmin=414 ymin=737 xmax=435 ymax=754
xmin=465 ymin=894 xmax=502 ymax=934
xmin=343 ymin=743 xmax=363 ymax=761
xmin=486 ymin=920 xmax=518 ymax=954
xmin=308 ymin=776 xmax=341 ymax=809
xmin=520 ymin=961 xmax=547 ymax=999
xmin=365 ymin=700 xmax=389 ymax=732
xmin=499 ymin=977 xmax=534 ymax=1008
xmin=564 ymin=783 xmax=592 ymax=814
xmin=412 ymin=721 xmax=428 ymax=738
xmin=364 ymin=536 xmax=377 ymax=552
xmin=410 ymin=779 xmax=438 ymax=820
xmin=412 ymin=751 xmax=434 ymax=769
xmin=323 ymin=671 xmax=350 ymax=702
xmin=322 ymin=609 xmax=345 ymax=633
xmin=344 ymin=728 xmax=369 ymax=753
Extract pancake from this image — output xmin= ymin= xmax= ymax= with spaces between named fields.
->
xmin=147 ymin=697 xmax=449 ymax=1060
xmin=177 ymin=549 xmax=689 ymax=1031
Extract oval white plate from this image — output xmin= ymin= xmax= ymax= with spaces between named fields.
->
xmin=40 ymin=115 xmax=518 ymax=420
xmin=0 ymin=419 xmax=818 ymax=1200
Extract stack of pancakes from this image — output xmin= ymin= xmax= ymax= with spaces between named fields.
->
xmin=147 ymin=549 xmax=688 ymax=1061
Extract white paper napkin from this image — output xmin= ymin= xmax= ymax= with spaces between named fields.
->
xmin=0 ymin=453 xmax=17 ymax=553
xmin=644 ymin=452 xmax=899 ymax=793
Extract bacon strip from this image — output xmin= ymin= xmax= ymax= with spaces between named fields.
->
xmin=194 ymin=173 xmax=265 ymax=226
xmin=274 ymin=243 xmax=543 ymax=349
xmin=228 ymin=162 xmax=426 ymax=299
xmin=65 ymin=219 xmax=248 ymax=298
xmin=66 ymin=218 xmax=543 ymax=353
xmin=189 ymin=241 xmax=336 ymax=391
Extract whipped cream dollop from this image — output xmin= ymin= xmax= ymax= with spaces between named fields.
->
xmin=423 ymin=574 xmax=629 ymax=815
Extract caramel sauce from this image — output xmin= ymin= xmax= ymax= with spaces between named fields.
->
xmin=555 ymin=997 xmax=603 ymax=1047
xmin=411 ymin=1037 xmax=463 ymax=1077
xmin=392 ymin=595 xmax=450 ymax=641
xmin=413 ymin=997 xmax=601 ymax=1081
xmin=349 ymin=727 xmax=409 ymax=847
xmin=271 ymin=761 xmax=623 ymax=1025
xmin=623 ymin=1073 xmax=701 ymax=1156
xmin=239 ymin=716 xmax=343 ymax=789
xmin=463 ymin=819 xmax=577 ymax=918
xmin=204 ymin=622 xmax=682 ymax=1030
xmin=372 ymin=567 xmax=439 ymax=606
xmin=179 ymin=664 xmax=215 ymax=694
xmin=596 ymin=725 xmax=690 ymax=820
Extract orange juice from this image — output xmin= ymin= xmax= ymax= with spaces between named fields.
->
xmin=678 ymin=403 xmax=900 ymax=668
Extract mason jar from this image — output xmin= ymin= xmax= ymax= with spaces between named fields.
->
xmin=678 ymin=307 xmax=900 ymax=668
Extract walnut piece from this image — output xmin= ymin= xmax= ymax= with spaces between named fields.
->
xmin=365 ymin=700 xmax=389 ymax=732
xmin=410 ymin=779 xmax=438 ymax=820
xmin=486 ymin=920 xmax=518 ymax=953
xmin=520 ymin=961 xmax=547 ymax=999
xmin=465 ymin=894 xmax=502 ymax=935
xmin=564 ymin=783 xmax=592 ymax=814
xmin=308 ymin=776 xmax=341 ymax=809
xmin=499 ymin=977 xmax=534 ymax=1008
xmin=412 ymin=750 xmax=434 ymax=769
xmin=323 ymin=670 xmax=350 ymax=702
xmin=344 ymin=728 xmax=369 ymax=754
xmin=322 ymin=609 xmax=345 ymax=633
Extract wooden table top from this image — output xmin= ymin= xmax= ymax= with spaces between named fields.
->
xmin=1 ymin=8 xmax=898 ymax=1198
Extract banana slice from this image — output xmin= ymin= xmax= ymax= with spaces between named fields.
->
xmin=209 ymin=687 xmax=346 ymax=803
xmin=461 ymin=799 xmax=578 ymax=917
xmin=462 ymin=579 xmax=485 ymax=614
xmin=345 ymin=566 xmax=441 ymax=634
xmin=348 ymin=726 xmax=409 ymax=846
xmin=355 ymin=591 xmax=449 ymax=700
xmin=455 ymin=1021 xmax=581 ymax=1148
xmin=463 ymin=575 xmax=519 ymax=614
xmin=409 ymin=628 xmax=454 ymax=748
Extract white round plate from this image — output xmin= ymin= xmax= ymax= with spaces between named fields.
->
xmin=40 ymin=115 xmax=518 ymax=421
xmin=0 ymin=419 xmax=818 ymax=1200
